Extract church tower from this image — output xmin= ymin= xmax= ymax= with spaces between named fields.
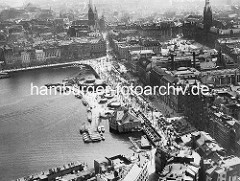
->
xmin=94 ymin=6 xmax=98 ymax=21
xmin=94 ymin=6 xmax=100 ymax=30
xmin=99 ymin=14 xmax=106 ymax=31
xmin=88 ymin=0 xmax=95 ymax=27
xmin=203 ymin=0 xmax=213 ymax=31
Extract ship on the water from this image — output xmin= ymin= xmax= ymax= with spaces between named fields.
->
xmin=44 ymin=83 xmax=63 ymax=89
xmin=0 ymin=72 xmax=10 ymax=79
xmin=82 ymin=99 xmax=89 ymax=107
xmin=75 ymin=93 xmax=83 ymax=99
xmin=81 ymin=129 xmax=105 ymax=143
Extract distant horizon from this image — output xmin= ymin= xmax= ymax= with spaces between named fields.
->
xmin=1 ymin=0 xmax=238 ymax=8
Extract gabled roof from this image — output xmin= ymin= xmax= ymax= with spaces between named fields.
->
xmin=116 ymin=110 xmax=125 ymax=121
xmin=120 ymin=111 xmax=141 ymax=124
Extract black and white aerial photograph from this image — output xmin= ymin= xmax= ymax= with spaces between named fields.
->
xmin=0 ymin=0 xmax=240 ymax=180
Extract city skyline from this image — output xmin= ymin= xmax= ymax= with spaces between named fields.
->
xmin=1 ymin=0 xmax=237 ymax=8
xmin=1 ymin=0 xmax=240 ymax=180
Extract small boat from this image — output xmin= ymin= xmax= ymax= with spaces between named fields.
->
xmin=85 ymin=78 xmax=95 ymax=83
xmin=82 ymin=99 xmax=88 ymax=106
xmin=56 ymin=86 xmax=66 ymax=93
xmin=99 ymin=98 xmax=108 ymax=104
xmin=61 ymin=88 xmax=65 ymax=93
xmin=101 ymin=135 xmax=105 ymax=141
xmin=87 ymin=114 xmax=92 ymax=123
xmin=75 ymin=93 xmax=83 ymax=99
xmin=82 ymin=133 xmax=91 ymax=143
xmin=107 ymin=102 xmax=121 ymax=108
xmin=45 ymin=83 xmax=53 ymax=89
xmin=91 ymin=137 xmax=101 ymax=142
xmin=80 ymin=125 xmax=87 ymax=134
xmin=89 ymin=132 xmax=102 ymax=142
xmin=65 ymin=87 xmax=70 ymax=92
xmin=46 ymin=83 xmax=63 ymax=88
xmin=97 ymin=126 xmax=102 ymax=133
xmin=104 ymin=94 xmax=114 ymax=99
xmin=101 ymin=126 xmax=105 ymax=133
xmin=87 ymin=107 xmax=92 ymax=113
xmin=0 ymin=72 xmax=10 ymax=79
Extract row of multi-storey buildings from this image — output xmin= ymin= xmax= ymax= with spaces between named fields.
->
xmin=109 ymin=36 xmax=161 ymax=60
xmin=0 ymin=37 xmax=106 ymax=69
xmin=0 ymin=1 xmax=107 ymax=70
xmin=130 ymin=39 xmax=240 ymax=156
xmin=94 ymin=154 xmax=149 ymax=181
xmin=109 ymin=20 xmax=240 ymax=161
xmin=107 ymin=19 xmax=182 ymax=41
xmin=115 ymin=2 xmax=240 ymax=178
xmin=183 ymin=0 xmax=240 ymax=48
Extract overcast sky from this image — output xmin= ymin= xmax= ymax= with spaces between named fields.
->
xmin=0 ymin=0 xmax=236 ymax=8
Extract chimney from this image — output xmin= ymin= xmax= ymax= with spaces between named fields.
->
xmin=171 ymin=54 xmax=174 ymax=71
xmin=218 ymin=47 xmax=223 ymax=66
xmin=193 ymin=52 xmax=196 ymax=68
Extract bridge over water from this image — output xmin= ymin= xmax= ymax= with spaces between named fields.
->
xmin=0 ymin=56 xmax=107 ymax=74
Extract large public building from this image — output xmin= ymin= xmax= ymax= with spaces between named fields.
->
xmin=183 ymin=0 xmax=240 ymax=47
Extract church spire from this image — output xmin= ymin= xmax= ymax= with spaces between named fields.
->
xmin=88 ymin=0 xmax=95 ymax=27
xmin=203 ymin=0 xmax=213 ymax=31
xmin=94 ymin=6 xmax=98 ymax=20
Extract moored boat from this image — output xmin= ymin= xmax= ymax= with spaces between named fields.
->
xmin=91 ymin=137 xmax=101 ymax=142
xmin=82 ymin=99 xmax=88 ymax=106
xmin=87 ymin=107 xmax=92 ymax=113
xmin=45 ymin=83 xmax=53 ymax=88
xmin=101 ymin=126 xmax=105 ymax=133
xmin=45 ymin=83 xmax=63 ymax=88
xmin=97 ymin=126 xmax=102 ymax=133
xmin=101 ymin=135 xmax=105 ymax=141
xmin=87 ymin=113 xmax=92 ymax=123
xmin=99 ymin=98 xmax=108 ymax=104
xmin=75 ymin=93 xmax=83 ymax=99
xmin=0 ymin=72 xmax=10 ymax=79
xmin=82 ymin=132 xmax=91 ymax=143
xmin=104 ymin=93 xmax=114 ymax=99
xmin=80 ymin=124 xmax=88 ymax=134
xmin=107 ymin=101 xmax=121 ymax=108
xmin=89 ymin=132 xmax=102 ymax=142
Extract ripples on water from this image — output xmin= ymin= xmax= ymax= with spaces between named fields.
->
xmin=0 ymin=67 xmax=135 ymax=181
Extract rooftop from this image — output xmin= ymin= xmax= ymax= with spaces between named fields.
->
xmin=159 ymin=163 xmax=199 ymax=181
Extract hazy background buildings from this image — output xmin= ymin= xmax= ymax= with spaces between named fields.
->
xmin=1 ymin=0 xmax=240 ymax=21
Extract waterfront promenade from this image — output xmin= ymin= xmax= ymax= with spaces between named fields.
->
xmin=0 ymin=59 xmax=136 ymax=180
xmin=4 ymin=55 xmax=176 ymax=181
